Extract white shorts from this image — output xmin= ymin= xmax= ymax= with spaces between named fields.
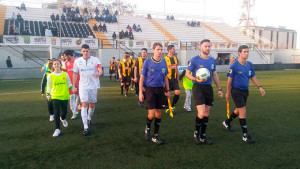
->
xmin=79 ymin=89 xmax=98 ymax=103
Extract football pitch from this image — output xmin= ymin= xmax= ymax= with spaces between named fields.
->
xmin=0 ymin=70 xmax=300 ymax=169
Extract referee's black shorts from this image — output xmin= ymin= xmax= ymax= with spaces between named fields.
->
xmin=169 ymin=79 xmax=180 ymax=91
xmin=145 ymin=86 xmax=165 ymax=109
xmin=231 ymin=87 xmax=249 ymax=108
xmin=192 ymin=83 xmax=214 ymax=106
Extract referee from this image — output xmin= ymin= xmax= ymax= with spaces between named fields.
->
xmin=139 ymin=43 xmax=170 ymax=145
xmin=223 ymin=45 xmax=265 ymax=143
xmin=185 ymin=39 xmax=223 ymax=145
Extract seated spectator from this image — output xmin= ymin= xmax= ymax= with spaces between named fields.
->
xmin=132 ymin=23 xmax=136 ymax=31
xmin=147 ymin=13 xmax=152 ymax=19
xmin=14 ymin=26 xmax=20 ymax=35
xmin=128 ymin=26 xmax=132 ymax=32
xmin=41 ymin=24 xmax=47 ymax=36
xmin=95 ymin=7 xmax=99 ymax=15
xmin=102 ymin=8 xmax=106 ymax=15
xmin=45 ymin=27 xmax=52 ymax=37
xmin=127 ymin=24 xmax=131 ymax=29
xmin=67 ymin=7 xmax=71 ymax=13
xmin=17 ymin=13 xmax=23 ymax=21
xmin=197 ymin=22 xmax=200 ymax=27
xmin=63 ymin=6 xmax=67 ymax=13
xmin=128 ymin=30 xmax=133 ymax=39
xmin=88 ymin=33 xmax=93 ymax=38
xmin=20 ymin=2 xmax=26 ymax=11
xmin=56 ymin=14 xmax=59 ymax=21
xmin=84 ymin=13 xmax=90 ymax=23
xmin=98 ymin=23 xmax=102 ymax=32
xmin=136 ymin=25 xmax=142 ymax=32
xmin=9 ymin=24 xmax=15 ymax=35
xmin=95 ymin=15 xmax=100 ymax=22
xmin=84 ymin=7 xmax=88 ymax=14
xmin=124 ymin=30 xmax=128 ymax=38
xmin=52 ymin=26 xmax=58 ymax=36
xmin=115 ymin=10 xmax=118 ymax=16
xmin=23 ymin=25 xmax=31 ymax=35
xmin=129 ymin=33 xmax=134 ymax=40
xmin=224 ymin=57 xmax=229 ymax=65
xmin=61 ymin=13 xmax=66 ymax=22
xmin=166 ymin=15 xmax=170 ymax=20
xmin=100 ymin=14 xmax=104 ymax=21
xmin=112 ymin=15 xmax=117 ymax=23
xmin=93 ymin=24 xmax=98 ymax=31
xmin=187 ymin=21 xmax=190 ymax=26
xmin=112 ymin=31 xmax=116 ymax=40
xmin=170 ymin=15 xmax=175 ymax=20
xmin=11 ymin=12 xmax=17 ymax=20
xmin=102 ymin=23 xmax=107 ymax=33
xmin=75 ymin=7 xmax=80 ymax=14
xmin=50 ymin=13 xmax=55 ymax=22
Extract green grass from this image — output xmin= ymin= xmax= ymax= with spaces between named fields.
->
xmin=0 ymin=70 xmax=300 ymax=169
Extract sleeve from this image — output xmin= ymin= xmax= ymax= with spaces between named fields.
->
xmin=135 ymin=58 xmax=139 ymax=67
xmin=73 ymin=60 xmax=79 ymax=73
xmin=41 ymin=73 xmax=47 ymax=94
xmin=187 ymin=59 xmax=195 ymax=72
xmin=164 ymin=61 xmax=168 ymax=76
xmin=250 ymin=63 xmax=256 ymax=78
xmin=212 ymin=59 xmax=216 ymax=72
xmin=179 ymin=69 xmax=186 ymax=81
xmin=95 ymin=57 xmax=101 ymax=67
xmin=140 ymin=60 xmax=148 ymax=76
xmin=66 ymin=74 xmax=73 ymax=89
xmin=227 ymin=63 xmax=234 ymax=78
xmin=46 ymin=74 xmax=51 ymax=99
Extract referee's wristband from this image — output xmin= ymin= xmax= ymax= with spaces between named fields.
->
xmin=258 ymin=85 xmax=262 ymax=89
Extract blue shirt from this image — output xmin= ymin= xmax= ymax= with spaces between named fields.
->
xmin=187 ymin=55 xmax=216 ymax=85
xmin=227 ymin=60 xmax=256 ymax=90
xmin=141 ymin=57 xmax=168 ymax=87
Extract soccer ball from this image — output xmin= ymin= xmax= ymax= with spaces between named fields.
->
xmin=196 ymin=68 xmax=210 ymax=81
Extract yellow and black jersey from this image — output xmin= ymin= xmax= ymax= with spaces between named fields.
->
xmin=119 ymin=59 xmax=131 ymax=77
xmin=135 ymin=57 xmax=147 ymax=78
xmin=109 ymin=60 xmax=117 ymax=71
xmin=164 ymin=56 xmax=178 ymax=80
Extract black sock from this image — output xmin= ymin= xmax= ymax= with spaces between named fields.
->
xmin=172 ymin=94 xmax=179 ymax=107
xmin=110 ymin=75 xmax=112 ymax=80
xmin=125 ymin=85 xmax=129 ymax=93
xmin=121 ymin=86 xmax=123 ymax=93
xmin=195 ymin=116 xmax=203 ymax=132
xmin=154 ymin=118 xmax=161 ymax=135
xmin=239 ymin=118 xmax=248 ymax=135
xmin=114 ymin=75 xmax=116 ymax=80
xmin=226 ymin=111 xmax=238 ymax=124
xmin=146 ymin=117 xmax=153 ymax=128
xmin=201 ymin=117 xmax=209 ymax=138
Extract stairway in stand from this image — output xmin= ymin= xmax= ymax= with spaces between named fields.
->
xmin=200 ymin=22 xmax=233 ymax=44
xmin=88 ymin=19 xmax=113 ymax=48
xmin=0 ymin=5 xmax=7 ymax=35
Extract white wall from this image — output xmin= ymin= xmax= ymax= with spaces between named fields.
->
xmin=274 ymin=49 xmax=300 ymax=63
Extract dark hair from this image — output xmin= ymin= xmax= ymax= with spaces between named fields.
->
xmin=63 ymin=50 xmax=73 ymax=56
xmin=188 ymin=61 xmax=190 ymax=64
xmin=112 ymin=57 xmax=115 ymax=59
xmin=141 ymin=48 xmax=147 ymax=52
xmin=167 ymin=45 xmax=174 ymax=51
xmin=81 ymin=44 xmax=90 ymax=49
xmin=153 ymin=42 xmax=162 ymax=49
xmin=52 ymin=59 xmax=62 ymax=71
xmin=238 ymin=45 xmax=249 ymax=53
xmin=48 ymin=60 xmax=54 ymax=72
xmin=124 ymin=52 xmax=129 ymax=55
xmin=71 ymin=50 xmax=75 ymax=55
xmin=200 ymin=39 xmax=210 ymax=45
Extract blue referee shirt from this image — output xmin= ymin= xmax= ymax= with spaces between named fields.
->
xmin=187 ymin=55 xmax=216 ymax=85
xmin=227 ymin=60 xmax=256 ymax=90
xmin=141 ymin=57 xmax=168 ymax=87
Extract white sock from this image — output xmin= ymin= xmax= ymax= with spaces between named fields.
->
xmin=88 ymin=107 xmax=95 ymax=121
xmin=69 ymin=94 xmax=76 ymax=114
xmin=75 ymin=95 xmax=80 ymax=114
xmin=81 ymin=107 xmax=88 ymax=129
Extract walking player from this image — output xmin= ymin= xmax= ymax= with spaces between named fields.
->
xmin=134 ymin=48 xmax=148 ymax=106
xmin=72 ymin=44 xmax=103 ymax=136
xmin=109 ymin=57 xmax=117 ymax=81
xmin=118 ymin=52 xmax=132 ymax=97
xmin=139 ymin=43 xmax=169 ymax=145
xmin=222 ymin=45 xmax=265 ymax=143
xmin=185 ymin=39 xmax=223 ymax=145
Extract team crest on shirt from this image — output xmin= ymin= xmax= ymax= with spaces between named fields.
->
xmin=228 ymin=69 xmax=232 ymax=74
xmin=150 ymin=69 xmax=154 ymax=72
xmin=79 ymin=61 xmax=83 ymax=64
xmin=162 ymin=68 xmax=166 ymax=73
xmin=249 ymin=71 xmax=251 ymax=76
xmin=67 ymin=62 xmax=70 ymax=66
xmin=199 ymin=65 xmax=203 ymax=68
xmin=239 ymin=71 xmax=242 ymax=74
xmin=211 ymin=64 xmax=214 ymax=70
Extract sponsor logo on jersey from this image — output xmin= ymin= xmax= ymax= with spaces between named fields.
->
xmin=249 ymin=71 xmax=251 ymax=76
xmin=239 ymin=71 xmax=242 ymax=74
xmin=228 ymin=69 xmax=232 ymax=74
xmin=150 ymin=69 xmax=154 ymax=72
xmin=200 ymin=65 xmax=203 ymax=68
xmin=169 ymin=65 xmax=177 ymax=69
xmin=211 ymin=64 xmax=214 ymax=70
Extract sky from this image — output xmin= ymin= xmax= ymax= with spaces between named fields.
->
xmin=2 ymin=0 xmax=300 ymax=48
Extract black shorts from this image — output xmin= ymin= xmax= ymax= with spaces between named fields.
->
xmin=145 ymin=86 xmax=165 ymax=109
xmin=109 ymin=69 xmax=116 ymax=74
xmin=169 ymin=79 xmax=180 ymax=91
xmin=192 ymin=84 xmax=214 ymax=106
xmin=121 ymin=76 xmax=131 ymax=84
xmin=231 ymin=88 xmax=249 ymax=108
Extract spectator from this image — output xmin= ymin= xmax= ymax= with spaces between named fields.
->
xmin=112 ymin=31 xmax=116 ymax=40
xmin=93 ymin=24 xmax=98 ymax=31
xmin=127 ymin=24 xmax=131 ymax=29
xmin=23 ymin=25 xmax=31 ymax=35
xmin=115 ymin=10 xmax=118 ymax=16
xmin=95 ymin=15 xmax=99 ymax=22
xmin=14 ymin=26 xmax=20 ymax=35
xmin=230 ymin=57 xmax=235 ymax=64
xmin=6 ymin=56 xmax=13 ymax=68
xmin=50 ymin=13 xmax=55 ymax=22
xmin=45 ymin=27 xmax=53 ymax=37
xmin=102 ymin=23 xmax=107 ymax=33
xmin=136 ymin=25 xmax=142 ymax=32
xmin=224 ymin=57 xmax=229 ymax=65
xmin=216 ymin=57 xmax=222 ymax=65
xmin=11 ymin=12 xmax=17 ymax=20
xmin=132 ymin=23 xmax=136 ymax=31
xmin=52 ymin=26 xmax=58 ymax=36
xmin=128 ymin=30 xmax=133 ymax=39
xmin=56 ymin=14 xmax=59 ymax=21
xmin=88 ymin=33 xmax=93 ymax=38
xmin=61 ymin=13 xmax=66 ymax=22
xmin=67 ymin=6 xmax=71 ymax=13
xmin=75 ymin=7 xmax=80 ymax=14
xmin=98 ymin=23 xmax=102 ymax=32
xmin=84 ymin=7 xmax=88 ymax=14
xmin=170 ymin=15 xmax=174 ymax=20
xmin=20 ymin=2 xmax=26 ymax=11
xmin=197 ymin=22 xmax=201 ymax=27
xmin=9 ymin=24 xmax=14 ymax=35
xmin=63 ymin=6 xmax=67 ymax=13
xmin=166 ymin=15 xmax=170 ymax=20
xmin=129 ymin=33 xmax=134 ymax=40
xmin=84 ymin=13 xmax=90 ymax=23
xmin=147 ymin=13 xmax=152 ymax=19
xmin=95 ymin=7 xmax=99 ymax=15
xmin=17 ymin=13 xmax=23 ymax=21
xmin=124 ymin=30 xmax=128 ymax=38
xmin=41 ymin=24 xmax=47 ymax=36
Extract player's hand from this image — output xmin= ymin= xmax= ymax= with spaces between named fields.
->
xmin=95 ymin=73 xmax=101 ymax=78
xmin=259 ymin=87 xmax=265 ymax=96
xmin=42 ymin=94 xmax=45 ymax=97
xmin=142 ymin=87 xmax=146 ymax=92
xmin=225 ymin=92 xmax=230 ymax=101
xmin=139 ymin=93 xmax=144 ymax=102
xmin=72 ymin=87 xmax=77 ymax=93
xmin=134 ymin=77 xmax=138 ymax=83
xmin=195 ymin=78 xmax=206 ymax=83
xmin=165 ymin=91 xmax=170 ymax=98
xmin=218 ymin=90 xmax=223 ymax=98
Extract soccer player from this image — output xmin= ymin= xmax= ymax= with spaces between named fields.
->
xmin=118 ymin=52 xmax=132 ymax=97
xmin=185 ymin=39 xmax=223 ymax=145
xmin=41 ymin=59 xmax=51 ymax=74
xmin=179 ymin=61 xmax=193 ymax=112
xmin=41 ymin=59 xmax=54 ymax=121
xmin=164 ymin=45 xmax=180 ymax=113
xmin=64 ymin=50 xmax=80 ymax=120
xmin=222 ymin=45 xmax=265 ymax=143
xmin=46 ymin=59 xmax=72 ymax=137
xmin=129 ymin=53 xmax=136 ymax=91
xmin=116 ymin=59 xmax=121 ymax=81
xmin=72 ymin=44 xmax=103 ymax=136
xmin=140 ymin=43 xmax=170 ymax=145
xmin=134 ymin=48 xmax=148 ymax=106
xmin=109 ymin=57 xmax=117 ymax=81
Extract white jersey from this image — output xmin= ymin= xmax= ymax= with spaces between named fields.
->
xmin=73 ymin=56 xmax=101 ymax=89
